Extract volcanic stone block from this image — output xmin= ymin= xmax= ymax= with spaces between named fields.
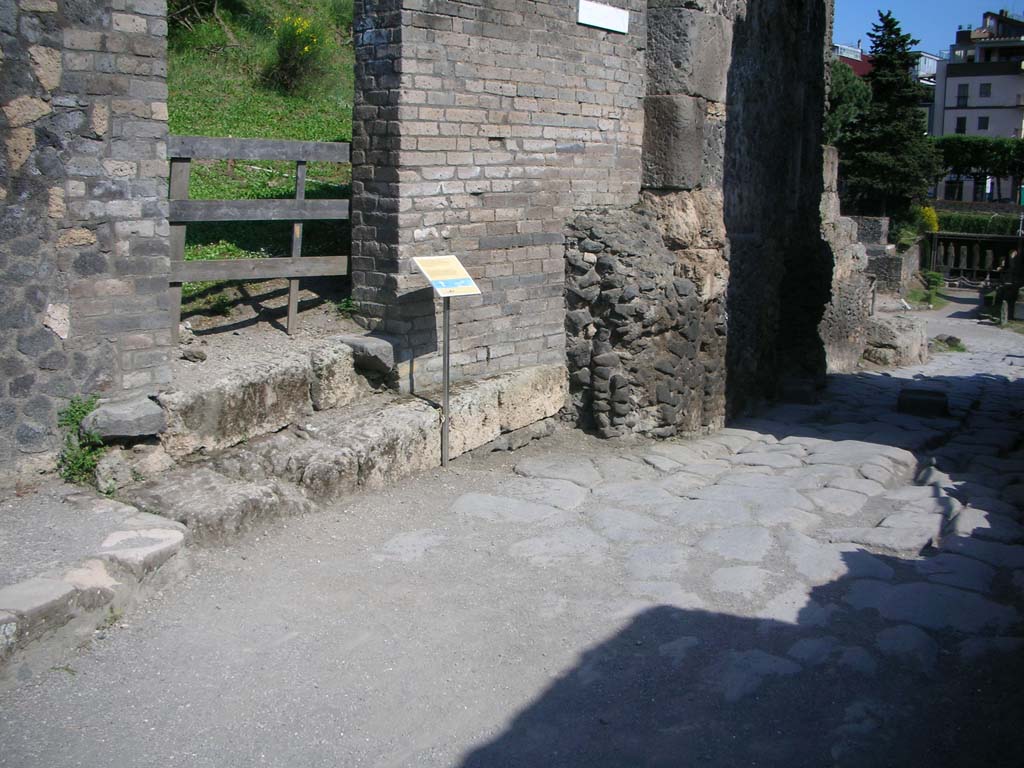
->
xmin=647 ymin=8 xmax=732 ymax=102
xmin=643 ymin=95 xmax=704 ymax=190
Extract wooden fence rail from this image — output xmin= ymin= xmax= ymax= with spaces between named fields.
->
xmin=167 ymin=135 xmax=351 ymax=338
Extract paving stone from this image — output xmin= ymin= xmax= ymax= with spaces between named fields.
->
xmin=514 ymin=456 xmax=603 ymax=487
xmin=728 ymin=451 xmax=802 ymax=469
xmin=374 ymin=530 xmax=446 ymax=563
xmin=642 ymin=454 xmax=685 ymax=473
xmin=941 ymin=535 xmax=1024 ymax=569
xmin=826 ymin=525 xmax=936 ymax=555
xmin=658 ymin=635 xmax=700 ymax=663
xmin=591 ymin=481 xmax=679 ymax=511
xmin=877 ymin=511 xmax=945 ymax=534
xmin=0 ymin=577 xmax=77 ymax=641
xmin=451 ymin=493 xmax=570 ymax=526
xmin=625 ymin=543 xmax=689 ymax=580
xmin=1001 ymin=484 xmax=1024 ymax=508
xmin=752 ymin=506 xmax=822 ymax=532
xmin=709 ymin=565 xmax=772 ymax=596
xmin=587 ymin=507 xmax=665 ymax=542
xmin=837 ymin=646 xmax=877 ymax=676
xmin=786 ymin=635 xmax=839 ymax=665
xmin=660 ymin=472 xmax=712 ymax=496
xmin=711 ymin=649 xmax=802 ymax=702
xmin=884 ymin=486 xmax=943 ymax=503
xmin=804 ymin=488 xmax=868 ymax=517
xmin=915 ymin=553 xmax=995 ymax=594
xmin=497 ymin=477 xmax=589 ymax=511
xmin=958 ymin=636 xmax=1024 ymax=662
xmin=698 ymin=527 xmax=773 ymax=562
xmin=661 ymin=499 xmax=753 ymax=529
xmin=780 ymin=530 xmax=894 ymax=584
xmin=952 ymin=508 xmax=1024 ymax=544
xmin=507 ymin=527 xmax=609 ymax=566
xmin=664 ymin=461 xmax=731 ymax=481
xmin=645 ymin=443 xmax=714 ymax=466
xmin=858 ymin=463 xmax=896 ymax=487
xmin=875 ymin=624 xmax=938 ymax=668
xmin=844 ymin=579 xmax=1018 ymax=633
xmin=629 ymin=581 xmax=704 ymax=609
xmin=715 ymin=473 xmax=795 ymax=489
xmin=967 ymin=496 xmax=1022 ymax=520
xmin=826 ymin=477 xmax=887 ymax=497
xmin=592 ymin=456 xmax=659 ymax=482
xmin=756 ymin=584 xmax=833 ymax=627
xmin=703 ymin=434 xmax=752 ymax=454
xmin=781 ymin=465 xmax=858 ymax=490
xmin=682 ymin=485 xmax=815 ymax=514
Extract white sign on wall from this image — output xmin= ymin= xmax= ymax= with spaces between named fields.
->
xmin=577 ymin=0 xmax=629 ymax=34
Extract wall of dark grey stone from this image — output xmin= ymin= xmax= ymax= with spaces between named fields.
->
xmin=351 ymin=0 xmax=646 ymax=391
xmin=1 ymin=0 xmax=171 ymax=480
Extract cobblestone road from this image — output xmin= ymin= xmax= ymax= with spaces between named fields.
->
xmin=2 ymin=301 xmax=1023 ymax=767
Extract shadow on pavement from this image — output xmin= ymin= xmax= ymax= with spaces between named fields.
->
xmin=458 ymin=550 xmax=1024 ymax=768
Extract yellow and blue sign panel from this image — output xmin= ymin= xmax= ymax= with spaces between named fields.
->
xmin=413 ymin=255 xmax=481 ymax=298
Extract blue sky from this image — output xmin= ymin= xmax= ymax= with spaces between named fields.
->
xmin=834 ymin=1 xmax=1018 ymax=55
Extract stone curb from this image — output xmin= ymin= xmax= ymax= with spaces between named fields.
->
xmin=0 ymin=499 xmax=189 ymax=684
xmin=125 ymin=365 xmax=569 ymax=544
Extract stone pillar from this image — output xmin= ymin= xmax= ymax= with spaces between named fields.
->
xmin=350 ymin=0 xmax=646 ymax=392
xmin=1 ymin=0 xmax=171 ymax=481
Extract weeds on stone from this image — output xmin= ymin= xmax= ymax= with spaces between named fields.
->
xmin=56 ymin=395 xmax=105 ymax=486
xmin=333 ymin=297 xmax=357 ymax=317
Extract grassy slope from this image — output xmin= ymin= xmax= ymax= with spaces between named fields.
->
xmin=167 ymin=1 xmax=354 ymax=310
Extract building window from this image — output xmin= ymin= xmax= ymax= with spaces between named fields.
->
xmin=980 ymin=82 xmax=992 ymax=97
xmin=956 ymin=116 xmax=967 ymax=134
xmin=957 ymin=83 xmax=969 ymax=107
xmin=944 ymin=180 xmax=964 ymax=201
xmin=978 ymin=116 xmax=990 ymax=130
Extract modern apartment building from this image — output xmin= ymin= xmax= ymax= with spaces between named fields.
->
xmin=933 ymin=9 xmax=1024 ymax=201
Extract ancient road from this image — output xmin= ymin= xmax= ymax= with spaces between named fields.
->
xmin=2 ymin=297 xmax=1024 ymax=767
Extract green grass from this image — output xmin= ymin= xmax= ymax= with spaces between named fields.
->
xmin=168 ymin=1 xmax=354 ymax=312
xmin=905 ymin=288 xmax=949 ymax=309
xmin=931 ymin=338 xmax=967 ymax=353
xmin=56 ymin=395 xmax=105 ymax=486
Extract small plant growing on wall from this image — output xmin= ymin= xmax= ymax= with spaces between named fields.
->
xmin=56 ymin=395 xmax=105 ymax=486
xmin=263 ymin=15 xmax=329 ymax=94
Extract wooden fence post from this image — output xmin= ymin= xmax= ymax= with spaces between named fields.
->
xmin=169 ymin=157 xmax=191 ymax=344
xmin=287 ymin=160 xmax=307 ymax=335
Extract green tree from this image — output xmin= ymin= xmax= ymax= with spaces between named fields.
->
xmin=825 ymin=60 xmax=871 ymax=145
xmin=838 ymin=11 xmax=941 ymax=216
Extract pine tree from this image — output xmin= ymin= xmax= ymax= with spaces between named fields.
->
xmin=838 ymin=11 xmax=941 ymax=216
xmin=825 ymin=60 xmax=871 ymax=145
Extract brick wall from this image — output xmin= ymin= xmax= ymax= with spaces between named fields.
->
xmin=0 ymin=0 xmax=171 ymax=481
xmin=352 ymin=0 xmax=646 ymax=390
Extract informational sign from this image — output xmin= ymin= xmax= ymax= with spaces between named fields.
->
xmin=577 ymin=0 xmax=629 ymax=34
xmin=413 ymin=255 xmax=481 ymax=298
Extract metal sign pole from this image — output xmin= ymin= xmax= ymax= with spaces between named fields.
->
xmin=441 ymin=296 xmax=451 ymax=468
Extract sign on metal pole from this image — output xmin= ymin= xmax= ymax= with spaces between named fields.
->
xmin=412 ymin=256 xmax=481 ymax=468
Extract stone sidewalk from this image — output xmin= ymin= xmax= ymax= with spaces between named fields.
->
xmin=2 ymin=303 xmax=1024 ymax=766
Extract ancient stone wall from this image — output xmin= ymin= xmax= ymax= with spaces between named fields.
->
xmin=849 ymin=215 xmax=889 ymax=245
xmin=351 ymin=0 xmax=646 ymax=391
xmin=1 ymin=0 xmax=171 ymax=479
xmin=866 ymin=244 xmax=918 ymax=295
xmin=565 ymin=0 xmax=838 ymax=432
xmin=819 ymin=147 xmax=872 ymax=373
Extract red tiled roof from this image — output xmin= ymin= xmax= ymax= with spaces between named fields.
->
xmin=840 ymin=54 xmax=874 ymax=77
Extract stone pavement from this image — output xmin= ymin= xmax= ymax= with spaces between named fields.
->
xmin=1 ymin=303 xmax=1024 ymax=766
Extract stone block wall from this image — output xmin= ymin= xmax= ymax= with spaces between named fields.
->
xmin=866 ymin=243 xmax=917 ymax=295
xmin=1 ymin=0 xmax=171 ymax=480
xmin=850 ymin=215 xmax=889 ymax=245
xmin=351 ymin=0 xmax=646 ymax=391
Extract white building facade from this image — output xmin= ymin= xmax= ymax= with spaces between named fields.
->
xmin=933 ymin=10 xmax=1024 ymax=202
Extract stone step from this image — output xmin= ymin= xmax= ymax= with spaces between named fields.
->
xmin=126 ymin=365 xmax=569 ymax=537
xmin=157 ymin=336 xmax=382 ymax=459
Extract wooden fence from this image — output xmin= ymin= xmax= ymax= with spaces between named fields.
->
xmin=928 ymin=231 xmax=1022 ymax=287
xmin=168 ymin=135 xmax=351 ymax=337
